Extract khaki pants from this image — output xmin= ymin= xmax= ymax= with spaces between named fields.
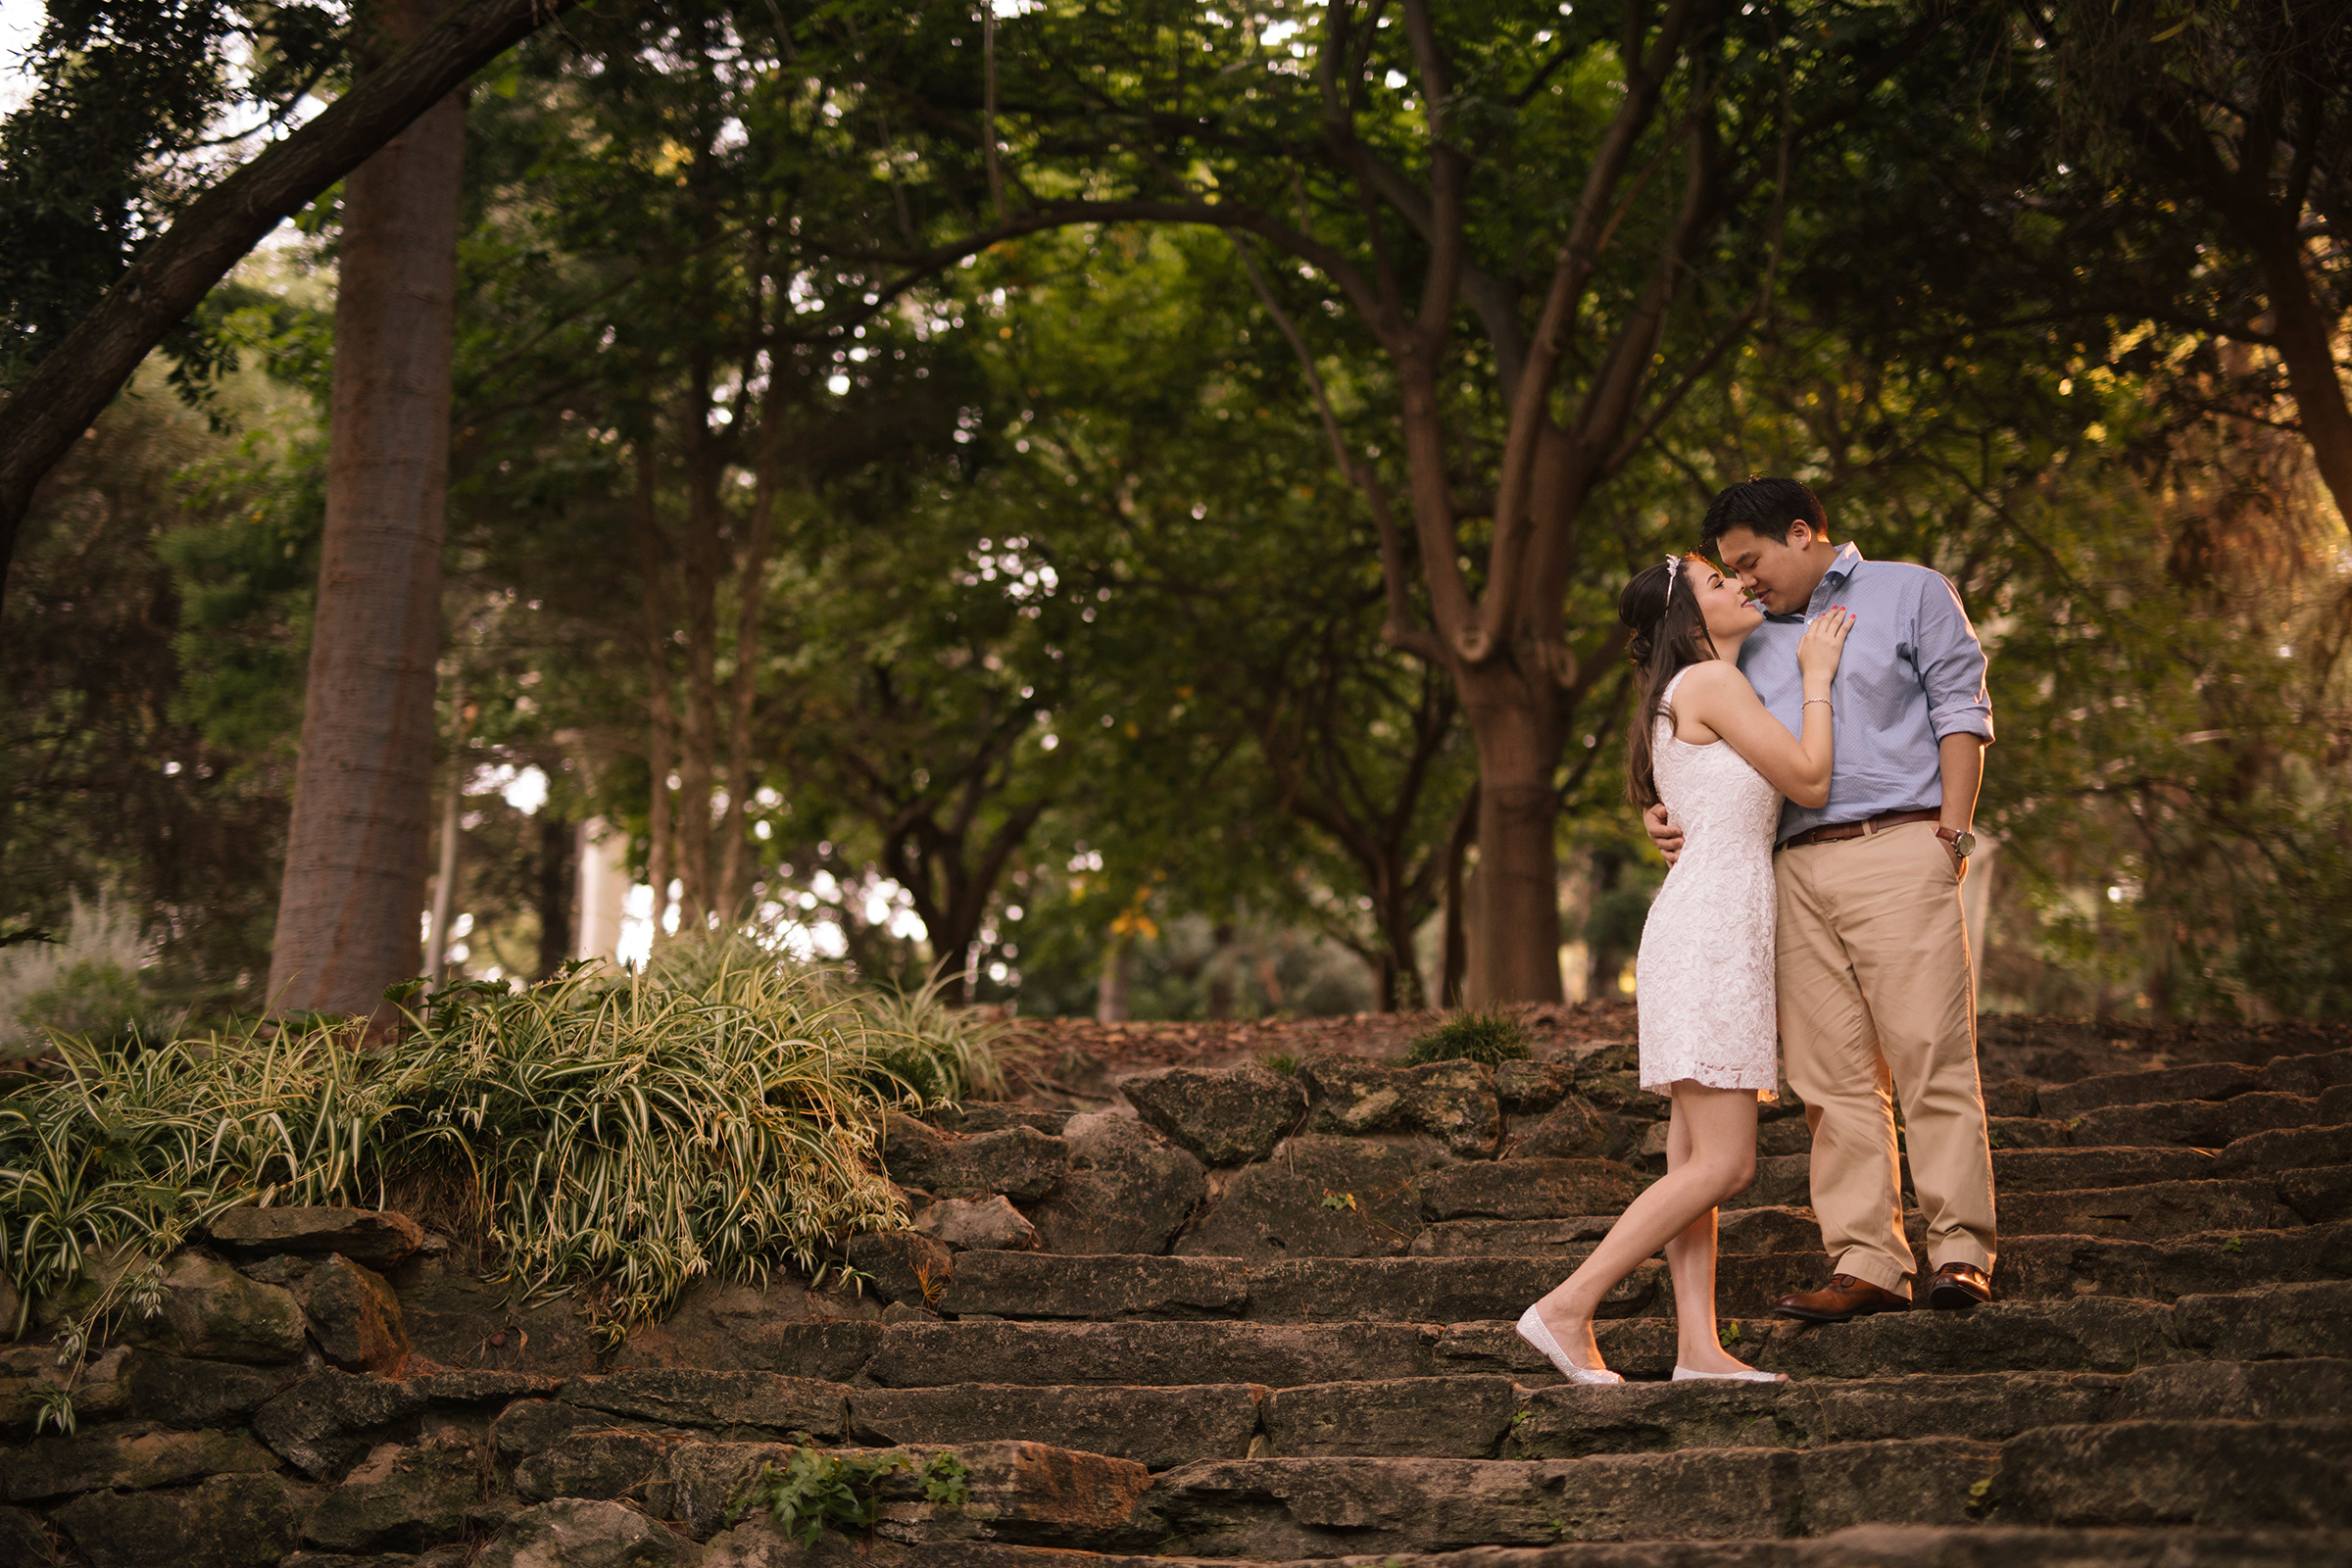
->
xmin=1775 ymin=821 xmax=1996 ymax=1296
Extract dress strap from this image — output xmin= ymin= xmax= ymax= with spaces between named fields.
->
xmin=1659 ymin=665 xmax=1695 ymax=710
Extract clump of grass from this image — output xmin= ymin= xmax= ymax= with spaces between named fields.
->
xmin=1404 ymin=1009 xmax=1533 ymax=1068
xmin=0 ymin=935 xmax=1003 ymax=1351
xmin=1257 ymin=1052 xmax=1300 ymax=1077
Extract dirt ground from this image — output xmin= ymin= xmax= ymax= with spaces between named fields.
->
xmin=995 ymin=1002 xmax=2352 ymax=1109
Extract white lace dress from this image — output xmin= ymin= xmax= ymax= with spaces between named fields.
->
xmin=1635 ymin=667 xmax=1784 ymax=1100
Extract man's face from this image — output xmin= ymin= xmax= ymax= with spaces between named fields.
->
xmin=1715 ymin=521 xmax=1821 ymax=616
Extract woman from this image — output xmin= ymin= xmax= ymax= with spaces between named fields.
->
xmin=1517 ymin=553 xmax=1852 ymax=1383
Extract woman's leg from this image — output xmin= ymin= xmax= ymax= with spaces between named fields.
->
xmin=1531 ymin=1081 xmax=1759 ymax=1370
xmin=1660 ymin=1097 xmax=1768 ymax=1372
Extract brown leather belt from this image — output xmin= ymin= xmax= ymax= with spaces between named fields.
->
xmin=1778 ymin=808 xmax=1942 ymax=851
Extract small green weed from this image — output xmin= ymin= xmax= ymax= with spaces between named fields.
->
xmin=1258 ymin=1052 xmax=1300 ymax=1077
xmin=2221 ymin=1235 xmax=2245 ymax=1253
xmin=1319 ymin=1190 xmax=1357 ymax=1211
xmin=1404 ymin=1010 xmax=1532 ymax=1068
xmin=1720 ymin=1321 xmax=1742 ymax=1347
xmin=729 ymin=1446 xmax=969 ymax=1545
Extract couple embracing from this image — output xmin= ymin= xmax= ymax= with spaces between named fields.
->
xmin=1518 ymin=477 xmax=1999 ymax=1386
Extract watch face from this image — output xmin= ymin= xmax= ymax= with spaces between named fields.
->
xmin=1952 ymin=831 xmax=1977 ymax=857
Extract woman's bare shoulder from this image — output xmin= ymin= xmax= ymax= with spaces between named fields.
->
xmin=1672 ymin=660 xmax=1746 ymax=696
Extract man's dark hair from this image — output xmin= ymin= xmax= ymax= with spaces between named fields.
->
xmin=1699 ymin=478 xmax=1829 ymax=554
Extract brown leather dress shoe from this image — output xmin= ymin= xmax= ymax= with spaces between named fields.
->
xmin=1928 ymin=1261 xmax=1993 ymax=1310
xmin=1773 ymin=1274 xmax=1912 ymax=1323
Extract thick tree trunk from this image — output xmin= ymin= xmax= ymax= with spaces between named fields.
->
xmin=636 ymin=442 xmax=679 ymax=936
xmin=1461 ymin=671 xmax=1566 ymax=1005
xmin=2249 ymin=222 xmax=2352 ymax=525
xmin=535 ymin=811 xmax=575 ymax=980
xmin=0 ymin=0 xmax=577 ymax=610
xmin=265 ymin=0 xmax=465 ymax=1015
xmin=1440 ymin=783 xmax=1479 ymax=1008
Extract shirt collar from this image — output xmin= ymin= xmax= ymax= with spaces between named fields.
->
xmin=1804 ymin=542 xmax=1866 ymax=613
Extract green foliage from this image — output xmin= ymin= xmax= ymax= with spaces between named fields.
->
xmin=0 ymin=895 xmax=180 ymax=1065
xmin=0 ymin=936 xmax=1003 ymax=1345
xmin=728 ymin=1447 xmax=969 ymax=1546
xmin=1258 ymin=1052 xmax=1299 ymax=1077
xmin=1404 ymin=1011 xmax=1533 ymax=1068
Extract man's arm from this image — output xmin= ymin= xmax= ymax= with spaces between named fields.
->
xmin=1937 ymin=733 xmax=1984 ymax=883
xmin=1643 ymin=802 xmax=1684 ymax=863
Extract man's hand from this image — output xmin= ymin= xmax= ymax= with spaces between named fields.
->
xmin=1644 ymin=803 xmax=1684 ymax=864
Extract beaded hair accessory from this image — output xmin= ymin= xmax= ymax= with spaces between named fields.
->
xmin=1664 ymin=554 xmax=1683 ymax=589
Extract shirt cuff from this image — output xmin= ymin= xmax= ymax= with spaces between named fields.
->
xmin=1931 ymin=711 xmax=1994 ymax=745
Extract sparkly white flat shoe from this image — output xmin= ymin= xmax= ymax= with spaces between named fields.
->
xmin=1516 ymin=1306 xmax=1624 ymax=1385
xmin=1671 ymin=1364 xmax=1787 ymax=1383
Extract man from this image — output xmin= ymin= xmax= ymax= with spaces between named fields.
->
xmin=1645 ymin=477 xmax=1997 ymax=1320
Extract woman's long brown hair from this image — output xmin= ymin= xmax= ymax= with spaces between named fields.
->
xmin=1620 ymin=555 xmax=1723 ymax=809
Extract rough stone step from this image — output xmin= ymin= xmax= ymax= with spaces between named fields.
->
xmin=1131 ymin=1441 xmax=2000 ymax=1556
xmin=2069 ymin=1093 xmax=2326 ymax=1150
xmin=669 ymin=1524 xmax=2352 ymax=1567
xmin=1980 ymin=1418 xmax=2352 ymax=1531
xmin=759 ymin=1283 xmax=2351 ymax=1390
xmin=1984 ymin=1145 xmax=2219 ymax=1191
xmin=1998 ymin=1178 xmax=2301 ymax=1240
xmin=2035 ymin=1061 xmax=2264 ymax=1119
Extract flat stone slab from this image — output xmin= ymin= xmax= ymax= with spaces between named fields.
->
xmin=3 ymin=1423 xmax=279 ymax=1502
xmin=884 ymin=1118 xmax=1073 ymax=1200
xmin=851 ymin=1383 xmax=1264 ymax=1470
xmin=2214 ymin=1121 xmax=2352 ymax=1178
xmin=1177 ymin=1137 xmax=1425 ymax=1261
xmin=1754 ymin=1298 xmax=2188 ymax=1379
xmin=557 ymin=1369 xmax=850 ymax=1436
xmin=1245 ymin=1255 xmax=1657 ymax=1324
xmin=1984 ymin=1418 xmax=2352 ymax=1530
xmin=1722 ymin=1153 xmax=1813 ymax=1211
xmin=1998 ymin=1180 xmax=2296 ymax=1240
xmin=1122 ymin=1065 xmax=1306 ymax=1166
xmin=1263 ymin=1376 xmax=1520 ymax=1458
xmin=2111 ymin=1356 xmax=2352 ymax=1424
xmin=1990 ymin=1146 xmax=2219 ymax=1192
xmin=2038 ymin=1062 xmax=2260 ymax=1119
xmin=935 ymin=1252 xmax=1249 ymax=1319
xmin=1408 ymin=1217 xmax=1616 ymax=1257
xmin=1417 ymin=1159 xmax=1642 ymax=1222
xmin=2173 ymin=1279 xmax=2352 ymax=1361
xmin=207 ymin=1205 xmax=425 ymax=1267
xmin=1432 ymin=1318 xmax=1783 ymax=1383
xmin=859 ymin=1320 xmax=1438 ymax=1388
xmin=2072 ymin=1094 xmax=2322 ymax=1150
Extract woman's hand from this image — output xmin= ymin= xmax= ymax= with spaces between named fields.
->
xmin=1797 ymin=606 xmax=1856 ymax=689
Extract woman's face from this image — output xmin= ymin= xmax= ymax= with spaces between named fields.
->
xmin=1689 ymin=558 xmax=1764 ymax=646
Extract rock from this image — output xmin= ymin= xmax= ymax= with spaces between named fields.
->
xmin=1122 ymin=1065 xmax=1305 ymax=1166
xmin=860 ymin=1319 xmax=1435 ymax=1389
xmin=1758 ymin=1298 xmax=2187 ymax=1380
xmin=1506 ymin=1377 xmax=1789 ymax=1459
xmin=1022 ymin=1112 xmax=1205 ymax=1256
xmin=652 ymin=1439 xmax=1150 ymax=1546
xmin=1417 ymin=1158 xmax=1642 ymax=1222
xmin=935 ymin=1253 xmax=1248 ymax=1320
xmin=493 ymin=1396 xmax=603 ymax=1461
xmin=912 ymin=1195 xmax=1037 ymax=1251
xmin=2112 ymin=1357 xmax=2352 ymax=1423
xmin=946 ymin=1103 xmax=1073 ymax=1134
xmin=1998 ymin=1179 xmax=2293 ymax=1240
xmin=52 ymin=1473 xmax=312 ymax=1568
xmin=1246 ymin=1255 xmax=1653 ymax=1323
xmin=1264 ymin=1376 xmax=1519 ymax=1458
xmin=2214 ymin=1121 xmax=2352 ymax=1177
xmin=1991 ymin=1146 xmax=2219 ymax=1192
xmin=132 ymin=1252 xmax=309 ymax=1364
xmin=2174 ymin=1279 xmax=2352 ymax=1360
xmin=1717 ymin=1205 xmax=1826 ymax=1255
xmin=844 ymin=1232 xmax=955 ymax=1305
xmin=559 ymin=1369 xmax=850 ymax=1437
xmin=3 ymin=1421 xmax=279 ymax=1501
xmin=1512 ymin=1098 xmax=1608 ymax=1159
xmin=1399 ymin=1060 xmax=1502 ymax=1157
xmin=2280 ymin=1164 xmax=2352 ymax=1223
xmin=1983 ymin=1077 xmax=2042 ymax=1119
xmin=304 ymin=1438 xmax=482 ymax=1553
xmin=1492 ymin=1059 xmax=1576 ymax=1115
xmin=1298 ymin=1056 xmax=1407 ymax=1135
xmin=0 ymin=1506 xmax=53 ymax=1566
xmin=2038 ymin=1062 xmax=2260 ymax=1119
xmin=1987 ymin=1115 xmax=2072 ymax=1149
xmin=514 ymin=1429 xmax=696 ymax=1505
xmin=880 ymin=1301 xmax=936 ymax=1324
xmin=255 ymin=1369 xmax=431 ymax=1478
xmin=292 ymin=1255 xmax=410 ymax=1374
xmin=614 ymin=1277 xmax=883 ymax=1372
xmin=1 ymin=1343 xmax=130 ymax=1433
xmin=209 ymin=1207 xmax=424 ymax=1269
xmin=1775 ymin=1371 xmax=2123 ymax=1447
xmin=1722 ymin=1152 xmax=1812 ymax=1211
xmin=2072 ymin=1093 xmax=2321 ymax=1150
xmin=1177 ymin=1137 xmax=1423 ymax=1261
xmin=1577 ymin=1067 xmax=1667 ymax=1116
xmin=2259 ymin=1049 xmax=2352 ymax=1098
xmin=385 ymin=1251 xmax=602 ymax=1376
xmin=122 ymin=1351 xmax=296 ymax=1429
xmin=1407 ymin=1217 xmax=1615 ymax=1256
xmin=852 ymin=1383 xmax=1263 ymax=1471
xmin=472 ymin=1499 xmax=702 ymax=1568
xmin=881 ymin=1116 xmax=1071 ymax=1200
xmin=1984 ymin=1418 xmax=2352 ymax=1528
xmin=755 ymin=1322 xmax=887 ymax=1385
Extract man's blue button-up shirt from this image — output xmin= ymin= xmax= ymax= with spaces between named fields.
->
xmin=1735 ymin=542 xmax=1994 ymax=845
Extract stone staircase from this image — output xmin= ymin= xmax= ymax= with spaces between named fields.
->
xmin=3 ymin=1024 xmax=2350 ymax=1566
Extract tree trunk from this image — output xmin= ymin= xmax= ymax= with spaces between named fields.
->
xmin=635 ymin=440 xmax=678 ymax=940
xmin=535 ymin=811 xmax=574 ymax=980
xmin=674 ymin=359 xmax=725 ymax=931
xmin=2248 ymin=220 xmax=2352 ymax=525
xmin=1461 ymin=672 xmax=1566 ymax=1005
xmin=265 ymin=0 xmax=465 ymax=1016
xmin=0 ymin=0 xmax=577 ymax=607
xmin=1440 ymin=782 xmax=1479 ymax=1008
xmin=1095 ymin=939 xmax=1131 ymax=1022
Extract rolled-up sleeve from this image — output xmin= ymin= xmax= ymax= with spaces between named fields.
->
xmin=1915 ymin=573 xmax=1994 ymax=744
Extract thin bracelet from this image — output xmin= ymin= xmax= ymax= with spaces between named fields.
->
xmin=1802 ymin=698 xmax=1833 ymax=711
